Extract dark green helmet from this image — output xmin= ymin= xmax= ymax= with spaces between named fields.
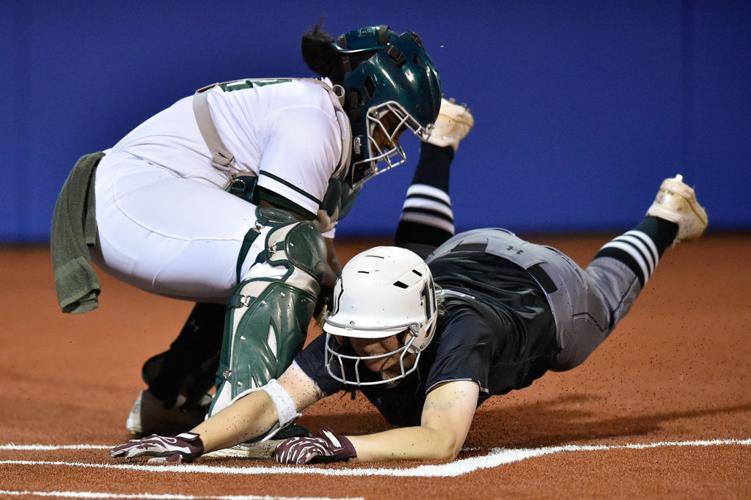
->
xmin=334 ymin=26 xmax=442 ymax=187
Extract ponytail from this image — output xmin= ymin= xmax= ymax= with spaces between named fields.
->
xmin=301 ymin=24 xmax=346 ymax=84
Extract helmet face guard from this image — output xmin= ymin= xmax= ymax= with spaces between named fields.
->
xmin=324 ymin=324 xmax=423 ymax=386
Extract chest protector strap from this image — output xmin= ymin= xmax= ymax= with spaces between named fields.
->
xmin=192 ymin=78 xmax=351 ymax=180
xmin=192 ymin=79 xmax=352 ymax=230
xmin=192 ymin=88 xmax=238 ymax=176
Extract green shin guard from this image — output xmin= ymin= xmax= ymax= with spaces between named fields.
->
xmin=209 ymin=215 xmax=326 ymax=416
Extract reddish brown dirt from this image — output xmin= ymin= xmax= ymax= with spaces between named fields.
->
xmin=1 ymin=235 xmax=749 ymax=499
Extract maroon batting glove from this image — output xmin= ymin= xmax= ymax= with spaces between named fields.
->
xmin=111 ymin=432 xmax=204 ymax=464
xmin=273 ymin=427 xmax=356 ymax=464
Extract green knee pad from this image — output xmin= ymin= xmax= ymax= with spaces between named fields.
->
xmin=210 ymin=213 xmax=326 ymax=415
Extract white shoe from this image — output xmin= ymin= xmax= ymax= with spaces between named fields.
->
xmin=647 ymin=174 xmax=708 ymax=243
xmin=424 ymin=97 xmax=474 ymax=151
xmin=125 ymin=389 xmax=210 ymax=436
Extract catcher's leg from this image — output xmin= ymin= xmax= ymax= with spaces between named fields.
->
xmin=144 ymin=302 xmax=225 ymax=407
xmin=209 ymin=207 xmax=326 ymax=424
xmin=125 ymin=302 xmax=225 ymax=436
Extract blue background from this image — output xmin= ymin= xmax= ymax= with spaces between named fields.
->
xmin=2 ymin=0 xmax=749 ymax=242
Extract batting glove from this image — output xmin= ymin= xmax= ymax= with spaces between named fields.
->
xmin=273 ymin=427 xmax=356 ymax=464
xmin=110 ymin=432 xmax=204 ymax=464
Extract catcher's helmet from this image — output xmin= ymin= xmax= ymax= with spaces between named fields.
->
xmin=335 ymin=26 xmax=442 ymax=188
xmin=323 ymin=246 xmax=438 ymax=386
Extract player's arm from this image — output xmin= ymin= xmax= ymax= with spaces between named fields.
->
xmin=274 ymin=380 xmax=479 ymax=464
xmin=256 ymin=195 xmax=310 ymax=220
xmin=256 ymin=106 xmax=338 ymax=222
xmin=111 ymin=362 xmax=324 ymax=462
xmin=193 ymin=362 xmax=322 ymax=453
xmin=348 ymin=380 xmax=479 ymax=461
xmin=322 ymin=237 xmax=341 ymax=285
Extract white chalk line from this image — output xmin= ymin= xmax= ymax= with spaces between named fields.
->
xmin=0 ymin=444 xmax=109 ymax=451
xmin=1 ymin=438 xmax=749 ymax=478
xmin=0 ymin=491 xmax=359 ymax=500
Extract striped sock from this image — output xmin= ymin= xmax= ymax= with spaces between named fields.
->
xmin=395 ymin=144 xmax=455 ymax=247
xmin=594 ymin=216 xmax=678 ymax=287
xmin=400 ymin=183 xmax=455 ymax=232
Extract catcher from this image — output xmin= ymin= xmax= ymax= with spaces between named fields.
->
xmin=51 ymin=24 xmax=442 ymax=436
xmin=112 ymin=112 xmax=707 ymax=463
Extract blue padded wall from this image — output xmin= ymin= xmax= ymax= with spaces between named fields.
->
xmin=1 ymin=0 xmax=749 ymax=242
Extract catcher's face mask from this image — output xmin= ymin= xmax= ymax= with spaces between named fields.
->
xmin=349 ymin=102 xmax=431 ymax=189
xmin=337 ymin=29 xmax=441 ymax=188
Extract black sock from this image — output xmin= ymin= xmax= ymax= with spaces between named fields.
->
xmin=145 ymin=302 xmax=225 ymax=407
xmin=634 ymin=216 xmax=679 ymax=256
xmin=409 ymin=143 xmax=453 ymax=190
xmin=395 ymin=143 xmax=455 ymax=248
xmin=594 ymin=216 xmax=679 ymax=287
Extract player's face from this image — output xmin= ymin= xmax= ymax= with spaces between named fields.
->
xmin=371 ymin=111 xmax=405 ymax=152
xmin=349 ymin=334 xmax=410 ymax=374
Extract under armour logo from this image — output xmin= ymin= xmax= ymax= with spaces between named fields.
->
xmin=239 ymin=295 xmax=253 ymax=307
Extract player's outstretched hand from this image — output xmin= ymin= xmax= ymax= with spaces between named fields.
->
xmin=273 ymin=427 xmax=356 ymax=464
xmin=110 ymin=432 xmax=204 ymax=464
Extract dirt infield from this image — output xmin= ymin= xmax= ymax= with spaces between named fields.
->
xmin=1 ymin=235 xmax=749 ymax=499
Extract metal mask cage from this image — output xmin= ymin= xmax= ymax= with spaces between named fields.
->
xmin=350 ymin=101 xmax=433 ymax=189
xmin=323 ymin=324 xmax=422 ymax=386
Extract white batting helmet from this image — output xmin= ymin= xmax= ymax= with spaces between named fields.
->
xmin=323 ymin=246 xmax=438 ymax=385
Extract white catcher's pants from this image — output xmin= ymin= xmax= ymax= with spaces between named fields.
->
xmin=92 ymin=152 xmax=283 ymax=302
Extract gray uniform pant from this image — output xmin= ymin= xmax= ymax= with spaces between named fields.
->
xmin=427 ymin=228 xmax=641 ymax=371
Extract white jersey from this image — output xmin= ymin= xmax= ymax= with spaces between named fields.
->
xmin=108 ymin=78 xmax=346 ymax=217
xmin=94 ymin=78 xmax=348 ymax=302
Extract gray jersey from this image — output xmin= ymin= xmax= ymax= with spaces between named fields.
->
xmin=428 ymin=228 xmax=641 ymax=370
